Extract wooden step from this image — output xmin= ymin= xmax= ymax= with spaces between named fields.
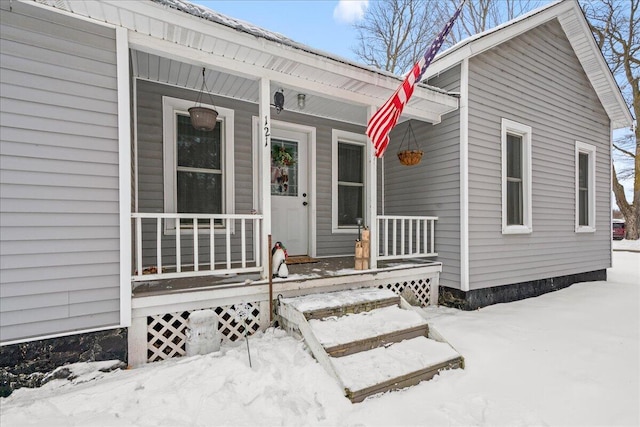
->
xmin=276 ymin=287 xmax=464 ymax=403
xmin=331 ymin=336 xmax=463 ymax=403
xmin=280 ymin=287 xmax=399 ymax=320
xmin=309 ymin=305 xmax=429 ymax=357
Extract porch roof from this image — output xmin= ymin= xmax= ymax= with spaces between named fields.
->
xmin=33 ymin=0 xmax=460 ymax=126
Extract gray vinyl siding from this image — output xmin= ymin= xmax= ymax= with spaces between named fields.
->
xmin=0 ymin=2 xmax=121 ymax=342
xmin=135 ymin=79 xmax=364 ymax=261
xmin=466 ymin=19 xmax=611 ymax=290
xmin=385 ymin=65 xmax=462 ymax=289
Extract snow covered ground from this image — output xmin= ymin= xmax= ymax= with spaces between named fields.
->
xmin=1 ymin=251 xmax=638 ymax=426
xmin=612 ymin=238 xmax=640 ymax=252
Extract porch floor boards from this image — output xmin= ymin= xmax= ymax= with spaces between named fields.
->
xmin=131 ymin=256 xmax=437 ymax=297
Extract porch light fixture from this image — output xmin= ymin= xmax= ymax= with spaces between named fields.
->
xmin=297 ymin=93 xmax=306 ymax=109
xmin=188 ymin=67 xmax=219 ymax=131
xmin=273 ymin=89 xmax=285 ymax=114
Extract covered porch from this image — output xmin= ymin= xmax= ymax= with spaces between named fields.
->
xmin=120 ymin=0 xmax=458 ymax=366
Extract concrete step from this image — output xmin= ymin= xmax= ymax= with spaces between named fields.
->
xmin=309 ymin=305 xmax=429 ymax=357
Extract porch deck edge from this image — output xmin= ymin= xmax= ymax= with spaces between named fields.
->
xmin=131 ymin=262 xmax=442 ymax=317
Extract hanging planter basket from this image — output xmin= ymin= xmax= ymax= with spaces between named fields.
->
xmin=188 ymin=67 xmax=219 ymax=132
xmin=397 ymin=122 xmax=423 ymax=166
xmin=397 ymin=149 xmax=423 ymax=166
xmin=188 ymin=106 xmax=218 ymax=131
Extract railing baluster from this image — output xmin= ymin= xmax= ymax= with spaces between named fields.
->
xmin=430 ymin=219 xmax=435 ymax=254
xmin=401 ymin=219 xmax=405 ymax=256
xmin=383 ymin=218 xmax=389 ymax=257
xmin=136 ymin=216 xmax=142 ymax=277
xmin=415 ymin=219 xmax=421 ymax=254
xmin=176 ymin=218 xmax=181 ymax=273
xmin=210 ymin=218 xmax=215 ymax=271
xmin=226 ymin=219 xmax=231 ymax=270
xmin=241 ymin=219 xmax=246 ymax=268
xmin=392 ymin=219 xmax=397 ymax=256
xmin=156 ymin=218 xmax=162 ymax=273
xmin=255 ymin=219 xmax=261 ymax=267
xmin=193 ymin=219 xmax=199 ymax=272
xmin=407 ymin=219 xmax=413 ymax=255
xmin=423 ymin=219 xmax=428 ymax=255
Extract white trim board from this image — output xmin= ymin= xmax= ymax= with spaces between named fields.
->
xmin=116 ymin=26 xmax=132 ymax=327
xmin=459 ymin=59 xmax=469 ymax=292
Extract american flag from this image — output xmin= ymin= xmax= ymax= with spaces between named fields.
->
xmin=366 ymin=0 xmax=466 ymax=158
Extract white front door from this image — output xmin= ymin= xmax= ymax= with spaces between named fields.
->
xmin=270 ymin=128 xmax=309 ymax=256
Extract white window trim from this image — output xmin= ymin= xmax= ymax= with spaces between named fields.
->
xmin=575 ymin=141 xmax=596 ymax=233
xmin=162 ymin=96 xmax=234 ymax=234
xmin=332 ymin=129 xmax=367 ymax=234
xmin=501 ymin=118 xmax=532 ymax=234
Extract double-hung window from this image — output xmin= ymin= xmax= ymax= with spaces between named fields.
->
xmin=501 ymin=119 xmax=532 ymax=234
xmin=575 ymin=141 xmax=596 ymax=232
xmin=162 ymin=96 xmax=234 ymax=231
xmin=332 ymin=130 xmax=367 ymax=233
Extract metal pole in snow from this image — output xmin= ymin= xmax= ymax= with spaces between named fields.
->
xmin=245 ymin=319 xmax=252 ymax=368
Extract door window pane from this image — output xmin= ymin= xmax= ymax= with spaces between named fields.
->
xmin=271 ymin=139 xmax=298 ymax=197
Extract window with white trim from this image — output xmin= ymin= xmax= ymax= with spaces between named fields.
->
xmin=501 ymin=119 xmax=532 ymax=234
xmin=162 ymin=97 xmax=234 ymax=231
xmin=575 ymin=141 xmax=596 ymax=232
xmin=332 ymin=130 xmax=367 ymax=233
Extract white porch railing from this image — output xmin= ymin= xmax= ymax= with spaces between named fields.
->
xmin=377 ymin=215 xmax=438 ymax=261
xmin=132 ymin=213 xmax=263 ymax=281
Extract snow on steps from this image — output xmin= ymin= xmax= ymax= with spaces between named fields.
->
xmin=277 ymin=287 xmax=463 ymax=403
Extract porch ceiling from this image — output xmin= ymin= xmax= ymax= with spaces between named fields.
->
xmin=131 ymin=51 xmax=369 ymax=125
xmin=33 ymin=0 xmax=459 ymax=127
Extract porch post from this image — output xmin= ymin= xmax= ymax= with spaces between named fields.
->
xmin=258 ymin=78 xmax=272 ymax=278
xmin=366 ymin=106 xmax=378 ymax=269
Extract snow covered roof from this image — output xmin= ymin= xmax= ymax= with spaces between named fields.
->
xmin=151 ymin=0 xmax=450 ymax=94
xmin=425 ymin=0 xmax=632 ymax=129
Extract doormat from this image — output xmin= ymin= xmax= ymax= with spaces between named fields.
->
xmin=286 ymin=256 xmax=320 ymax=265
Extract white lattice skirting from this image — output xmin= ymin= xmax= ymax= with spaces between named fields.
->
xmin=146 ymin=302 xmax=262 ymax=363
xmin=378 ymin=277 xmax=434 ymax=307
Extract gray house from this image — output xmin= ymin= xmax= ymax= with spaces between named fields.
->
xmin=0 ymin=0 xmax=631 ymax=371
xmin=385 ymin=0 xmax=631 ymax=309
